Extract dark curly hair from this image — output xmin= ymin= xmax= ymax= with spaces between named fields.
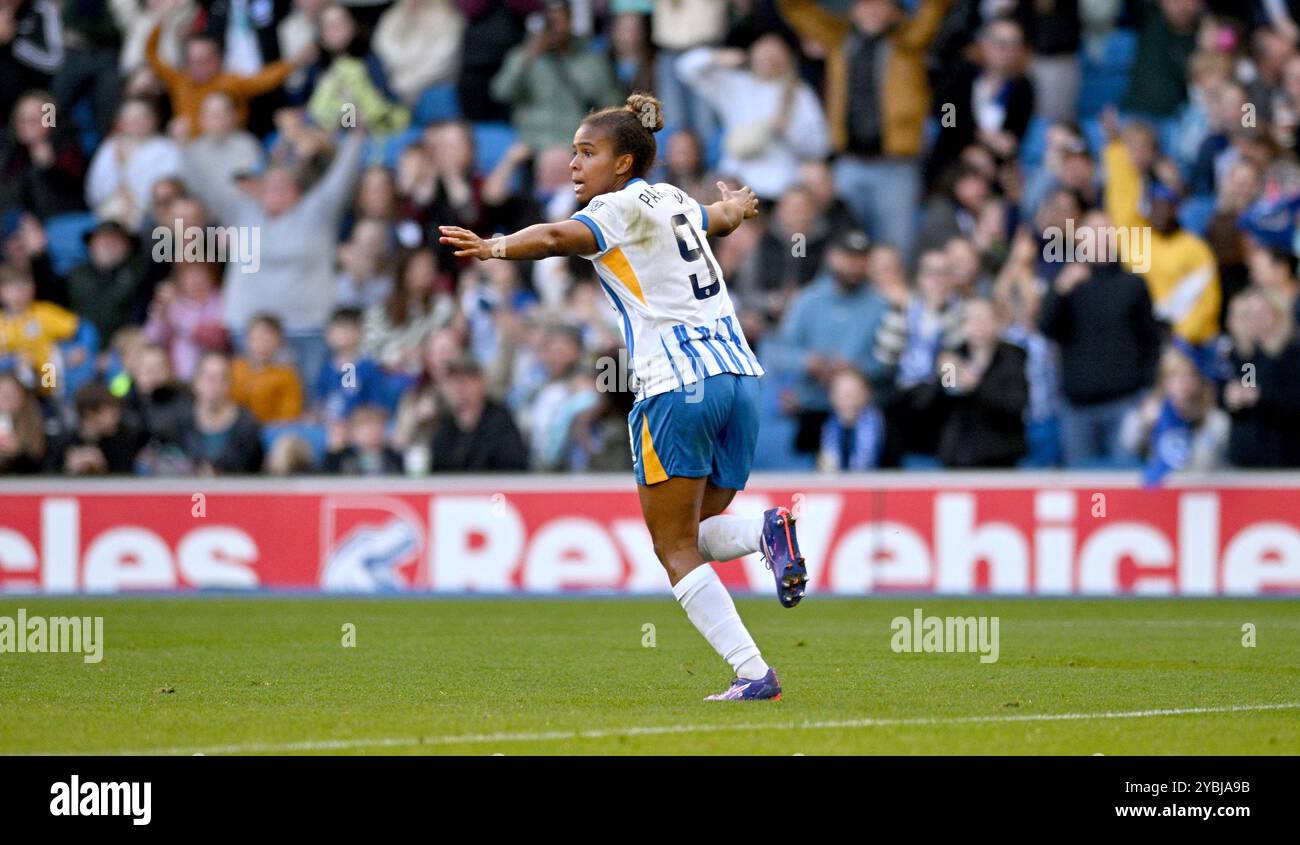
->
xmin=580 ymin=93 xmax=665 ymax=180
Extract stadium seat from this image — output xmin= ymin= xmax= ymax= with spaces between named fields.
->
xmin=72 ymin=99 xmax=102 ymax=157
xmin=411 ymin=83 xmax=461 ymax=126
xmin=375 ymin=126 xmax=424 ymax=170
xmin=1178 ymin=194 xmax=1217 ymax=236
xmin=750 ymin=369 xmax=815 ymax=471
xmin=261 ymin=421 xmax=329 ymax=465
xmin=1019 ymin=116 xmax=1050 ymax=168
xmin=1077 ymin=29 xmax=1138 ymax=118
xmin=57 ymin=320 xmax=100 ymax=399
xmin=43 ymin=212 xmax=98 ymax=276
xmin=901 ymin=453 xmax=944 ymax=470
xmin=472 ymin=122 xmax=518 ymax=177
xmin=704 ymin=123 xmax=724 ymax=172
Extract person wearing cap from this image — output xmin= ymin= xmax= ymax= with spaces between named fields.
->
xmin=768 ymin=229 xmax=893 ymax=455
xmin=66 ymin=219 xmax=149 ymax=350
xmin=428 ymin=353 xmax=528 ymax=472
xmin=1103 ymin=112 xmax=1222 ymax=346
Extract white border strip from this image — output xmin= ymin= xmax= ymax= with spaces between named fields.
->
xmin=24 ymin=702 xmax=1300 ymax=756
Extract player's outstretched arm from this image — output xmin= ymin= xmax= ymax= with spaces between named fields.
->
xmin=704 ymin=181 xmax=759 ymax=238
xmin=438 ymin=221 xmax=598 ymax=261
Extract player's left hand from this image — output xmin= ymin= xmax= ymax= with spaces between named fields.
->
xmin=717 ymin=181 xmax=758 ymax=220
xmin=439 ymin=225 xmax=493 ymax=260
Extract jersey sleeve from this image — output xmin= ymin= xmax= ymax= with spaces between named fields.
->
xmin=571 ymin=190 xmax=639 ymax=259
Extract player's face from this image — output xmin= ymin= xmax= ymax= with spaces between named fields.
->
xmin=570 ymin=124 xmax=626 ymax=205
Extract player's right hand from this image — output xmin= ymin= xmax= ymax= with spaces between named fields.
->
xmin=439 ymin=226 xmax=493 ymax=260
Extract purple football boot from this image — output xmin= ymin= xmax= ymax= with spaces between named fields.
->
xmin=759 ymin=506 xmax=807 ymax=608
xmin=704 ymin=668 xmax=782 ymax=701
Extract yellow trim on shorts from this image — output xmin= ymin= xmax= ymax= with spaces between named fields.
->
xmin=640 ymin=414 xmax=668 ymax=484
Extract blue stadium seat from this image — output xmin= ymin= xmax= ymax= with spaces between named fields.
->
xmin=900 ymin=453 xmax=943 ymax=470
xmin=750 ymin=368 xmax=814 ymax=471
xmin=472 ymin=122 xmax=518 ymax=177
xmin=1080 ymin=117 xmax=1106 ymax=156
xmin=703 ymin=123 xmax=724 ymax=172
xmin=411 ymin=83 xmax=461 ymax=126
xmin=261 ymin=421 xmax=329 ymax=465
xmin=375 ymin=126 xmax=423 ymax=169
xmin=1019 ymin=116 xmax=1050 ymax=168
xmin=1077 ymin=29 xmax=1138 ymax=118
xmin=58 ymin=320 xmax=100 ymax=399
xmin=44 ymin=212 xmax=98 ymax=276
xmin=1178 ymin=194 xmax=1217 ymax=236
xmin=72 ymin=99 xmax=102 ymax=157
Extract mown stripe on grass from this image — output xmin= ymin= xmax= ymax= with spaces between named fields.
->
xmin=25 ymin=701 xmax=1300 ymax=756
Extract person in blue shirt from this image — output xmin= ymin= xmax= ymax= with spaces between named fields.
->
xmin=767 ymin=229 xmax=892 ymax=455
xmin=314 ymin=308 xmax=390 ymax=422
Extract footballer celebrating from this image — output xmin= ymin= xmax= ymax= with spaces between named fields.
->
xmin=439 ymin=93 xmax=806 ymax=701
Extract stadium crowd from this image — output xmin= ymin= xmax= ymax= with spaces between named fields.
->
xmin=2 ymin=0 xmax=1300 ymax=481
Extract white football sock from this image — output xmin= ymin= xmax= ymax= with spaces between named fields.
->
xmin=672 ymin=563 xmax=769 ymax=680
xmin=697 ymin=515 xmax=764 ymax=562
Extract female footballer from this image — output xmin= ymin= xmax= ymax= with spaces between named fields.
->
xmin=439 ymin=94 xmax=806 ymax=701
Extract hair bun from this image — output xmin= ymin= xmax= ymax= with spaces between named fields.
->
xmin=625 ymin=93 xmax=665 ymax=133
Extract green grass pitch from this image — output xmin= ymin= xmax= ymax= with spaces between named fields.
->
xmin=1 ymin=596 xmax=1297 ymax=755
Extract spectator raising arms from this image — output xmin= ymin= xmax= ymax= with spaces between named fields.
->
xmin=145 ymin=6 xmax=315 ymax=140
xmin=779 ymin=0 xmax=951 ymax=260
xmin=184 ymin=127 xmax=366 ymax=386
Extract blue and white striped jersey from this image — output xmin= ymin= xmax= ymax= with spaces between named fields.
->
xmin=571 ymin=177 xmax=764 ymax=400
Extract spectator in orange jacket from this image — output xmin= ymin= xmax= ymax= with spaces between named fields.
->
xmin=229 ymin=314 xmax=304 ymax=423
xmin=145 ymin=13 xmax=316 ymax=139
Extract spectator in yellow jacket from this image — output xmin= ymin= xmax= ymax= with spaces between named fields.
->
xmin=1103 ymin=116 xmax=1221 ymax=345
xmin=230 ymin=314 xmax=304 ymax=424
xmin=0 ymin=263 xmax=79 ymax=393
xmin=778 ymin=0 xmax=951 ymax=261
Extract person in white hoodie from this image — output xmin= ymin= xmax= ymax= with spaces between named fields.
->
xmin=372 ymin=0 xmax=464 ymax=106
xmin=676 ymin=35 xmax=830 ymax=200
xmin=85 ymin=96 xmax=184 ymax=231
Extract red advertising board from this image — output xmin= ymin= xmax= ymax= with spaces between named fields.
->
xmin=1 ymin=475 xmax=1298 ymax=595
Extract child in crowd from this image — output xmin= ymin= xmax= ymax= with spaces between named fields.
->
xmin=230 ymin=314 xmax=304 ymax=423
